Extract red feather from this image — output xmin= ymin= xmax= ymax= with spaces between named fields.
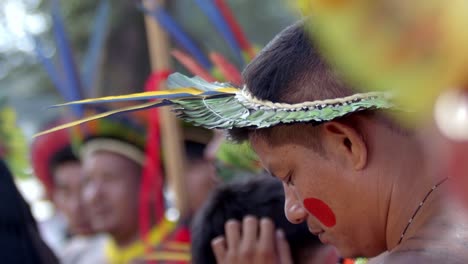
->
xmin=213 ymin=0 xmax=255 ymax=60
xmin=171 ymin=49 xmax=215 ymax=81
xmin=139 ymin=70 xmax=170 ymax=245
xmin=31 ymin=118 xmax=75 ymax=200
xmin=209 ymin=52 xmax=242 ymax=86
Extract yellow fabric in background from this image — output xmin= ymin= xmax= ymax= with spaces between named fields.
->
xmin=104 ymin=218 xmax=176 ymax=264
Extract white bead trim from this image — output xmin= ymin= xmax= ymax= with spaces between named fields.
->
xmin=235 ymin=87 xmax=392 ymax=111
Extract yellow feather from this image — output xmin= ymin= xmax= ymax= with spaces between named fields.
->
xmin=34 ymin=101 xmax=162 ymax=138
xmin=52 ymin=87 xmax=238 ymax=107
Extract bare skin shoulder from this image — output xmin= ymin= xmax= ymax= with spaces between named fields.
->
xmin=370 ymin=207 xmax=468 ymax=264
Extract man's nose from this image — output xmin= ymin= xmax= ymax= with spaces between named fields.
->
xmin=283 ymin=183 xmax=308 ymax=224
xmin=82 ymin=181 xmax=101 ymax=205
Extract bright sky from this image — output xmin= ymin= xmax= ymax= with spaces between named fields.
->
xmin=0 ymin=0 xmax=47 ymax=54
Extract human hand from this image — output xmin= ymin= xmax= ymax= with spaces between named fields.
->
xmin=211 ymin=216 xmax=293 ymax=264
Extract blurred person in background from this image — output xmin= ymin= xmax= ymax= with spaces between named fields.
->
xmin=78 ymin=111 xmax=202 ymax=264
xmin=0 ymin=102 xmax=59 ymax=263
xmin=192 ymin=176 xmax=343 ymax=264
xmin=129 ymin=136 xmax=220 ymax=264
xmin=31 ymin=118 xmax=107 ymax=264
xmin=182 ymin=140 xmax=219 ymax=222
xmin=0 ymin=158 xmax=60 ymax=264
xmin=0 ymin=104 xmax=58 ymax=264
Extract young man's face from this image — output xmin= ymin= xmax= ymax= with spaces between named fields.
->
xmin=250 ymin=127 xmax=385 ymax=258
xmin=82 ymin=151 xmax=141 ymax=238
xmin=53 ymin=161 xmax=94 ymax=236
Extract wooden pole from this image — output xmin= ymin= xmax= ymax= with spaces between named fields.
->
xmin=142 ymin=0 xmax=188 ymax=217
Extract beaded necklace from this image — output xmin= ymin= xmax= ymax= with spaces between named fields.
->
xmin=397 ymin=177 xmax=449 ymax=244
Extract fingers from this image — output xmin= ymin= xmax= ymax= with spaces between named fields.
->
xmin=212 ymin=236 xmax=227 ymax=263
xmin=255 ymin=218 xmax=276 ymax=263
xmin=211 ymin=216 xmax=290 ymax=264
xmin=239 ymin=216 xmax=258 ymax=257
xmin=225 ymin=219 xmax=241 ymax=249
xmin=258 ymin=218 xmax=275 ymax=251
xmin=276 ymin=229 xmax=293 ymax=264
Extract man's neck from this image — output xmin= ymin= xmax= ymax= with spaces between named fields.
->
xmin=384 ymin=162 xmax=448 ymax=251
xmin=111 ymin=227 xmax=140 ymax=249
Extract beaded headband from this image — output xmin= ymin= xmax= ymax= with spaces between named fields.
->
xmin=35 ymin=73 xmax=395 ymax=136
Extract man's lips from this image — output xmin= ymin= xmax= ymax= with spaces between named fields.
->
xmin=318 ymin=232 xmax=328 ymax=244
xmin=308 ymin=226 xmax=330 ymax=244
xmin=308 ymin=226 xmax=324 ymax=236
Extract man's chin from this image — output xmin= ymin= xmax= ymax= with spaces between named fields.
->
xmin=335 ymin=245 xmax=366 ymax=260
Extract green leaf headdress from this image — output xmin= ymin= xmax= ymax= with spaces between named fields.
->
xmin=35 ymin=73 xmax=394 ymax=136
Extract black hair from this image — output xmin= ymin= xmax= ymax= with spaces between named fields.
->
xmin=243 ymin=21 xmax=350 ymax=104
xmin=184 ymin=140 xmax=206 ymax=162
xmin=190 ymin=176 xmax=321 ymax=264
xmin=49 ymin=145 xmax=79 ymax=179
xmin=229 ymin=20 xmax=406 ymax=144
xmin=0 ymin=159 xmax=59 ymax=264
xmin=229 ymin=21 xmax=352 ymax=142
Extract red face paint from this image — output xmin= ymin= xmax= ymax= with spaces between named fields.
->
xmin=303 ymin=198 xmax=336 ymax=228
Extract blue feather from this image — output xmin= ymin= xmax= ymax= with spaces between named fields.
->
xmin=137 ymin=3 xmax=212 ymax=70
xmin=50 ymin=0 xmax=84 ymax=116
xmin=32 ymin=37 xmax=68 ymax=99
xmin=193 ymin=0 xmax=244 ymax=65
xmin=81 ymin=0 xmax=110 ymax=97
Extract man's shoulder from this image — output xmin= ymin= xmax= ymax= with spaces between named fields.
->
xmin=384 ymin=242 xmax=468 ymax=264
xmin=384 ymin=252 xmax=467 ymax=264
xmin=384 ymin=212 xmax=468 ymax=263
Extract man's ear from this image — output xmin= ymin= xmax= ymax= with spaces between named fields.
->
xmin=320 ymin=121 xmax=367 ymax=170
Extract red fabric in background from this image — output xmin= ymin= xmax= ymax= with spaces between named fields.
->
xmin=140 ymin=70 xmax=171 ymax=245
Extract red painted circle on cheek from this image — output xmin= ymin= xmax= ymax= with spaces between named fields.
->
xmin=303 ymin=198 xmax=337 ymax=228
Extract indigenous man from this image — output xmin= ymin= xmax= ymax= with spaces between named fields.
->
xmin=77 ymin=114 xmax=179 ymax=264
xmin=31 ymin=118 xmax=106 ymax=264
xmin=134 ymin=137 xmax=218 ymax=263
xmin=79 ymin=112 xmax=214 ymax=264
xmin=207 ymin=22 xmax=468 ymax=263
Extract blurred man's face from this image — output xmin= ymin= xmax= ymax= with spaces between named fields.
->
xmin=186 ymin=159 xmax=218 ymax=215
xmin=53 ymin=161 xmax=93 ymax=236
xmin=82 ymin=151 xmax=141 ymax=239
